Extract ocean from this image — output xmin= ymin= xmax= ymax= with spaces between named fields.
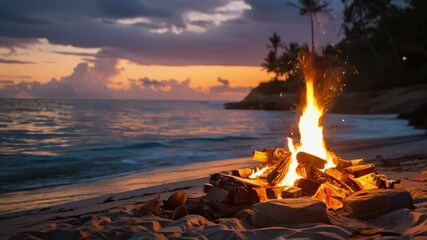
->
xmin=0 ymin=99 xmax=425 ymax=193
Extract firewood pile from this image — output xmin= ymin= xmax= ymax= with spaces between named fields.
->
xmin=203 ymin=147 xmax=401 ymax=210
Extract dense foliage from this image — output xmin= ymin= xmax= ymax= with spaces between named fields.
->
xmin=261 ymin=0 xmax=427 ymax=92
xmin=336 ymin=0 xmax=427 ymax=90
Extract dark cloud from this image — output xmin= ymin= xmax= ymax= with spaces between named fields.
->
xmin=140 ymin=78 xmax=167 ymax=88
xmin=209 ymin=77 xmax=250 ymax=93
xmin=217 ymin=77 xmax=230 ymax=87
xmin=0 ymin=37 xmax=42 ymax=56
xmin=94 ymin=0 xmax=171 ymax=19
xmin=0 ymin=1 xmax=343 ymax=66
xmin=52 ymin=51 xmax=99 ymax=57
xmin=0 ymin=58 xmax=35 ymax=64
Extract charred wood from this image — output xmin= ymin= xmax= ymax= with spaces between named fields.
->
xmin=344 ymin=164 xmax=376 ymax=178
xmin=252 ymin=148 xmax=290 ymax=164
xmin=297 ymin=152 xmax=327 ymax=169
xmin=266 ymin=156 xmax=292 ymax=185
xmin=295 ymin=178 xmax=322 ymax=196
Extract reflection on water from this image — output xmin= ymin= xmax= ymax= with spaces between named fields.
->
xmin=0 ymin=99 xmax=291 ymax=192
xmin=0 ymin=99 xmax=424 ymax=193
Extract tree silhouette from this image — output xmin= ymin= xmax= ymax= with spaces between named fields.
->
xmin=341 ymin=0 xmax=399 ymax=66
xmin=261 ymin=32 xmax=284 ymax=80
xmin=288 ymin=0 xmax=329 ymax=53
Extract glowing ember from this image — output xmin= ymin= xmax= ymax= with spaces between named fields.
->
xmin=249 ymin=166 xmax=268 ymax=179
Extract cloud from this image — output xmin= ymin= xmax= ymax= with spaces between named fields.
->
xmin=0 ymin=0 xmax=343 ymax=66
xmin=0 ymin=60 xmax=250 ymax=100
xmin=217 ymin=77 xmax=230 ymax=87
xmin=0 ymin=74 xmax=32 ymax=79
xmin=140 ymin=78 xmax=167 ymax=88
xmin=0 ymin=58 xmax=120 ymax=98
xmin=209 ymin=77 xmax=250 ymax=93
xmin=0 ymin=37 xmax=42 ymax=56
xmin=0 ymin=58 xmax=35 ymax=64
xmin=52 ymin=51 xmax=99 ymax=57
xmin=0 ymin=80 xmax=14 ymax=85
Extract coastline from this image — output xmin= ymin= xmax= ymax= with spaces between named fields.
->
xmin=1 ymin=134 xmax=427 ymax=238
xmin=1 ymin=133 xmax=426 ymax=215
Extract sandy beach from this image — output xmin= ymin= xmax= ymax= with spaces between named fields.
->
xmin=1 ymin=134 xmax=426 ymax=239
xmin=2 ymin=0 xmax=427 ymax=239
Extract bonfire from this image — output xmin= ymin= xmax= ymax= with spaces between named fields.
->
xmin=205 ymin=53 xmax=400 ymax=210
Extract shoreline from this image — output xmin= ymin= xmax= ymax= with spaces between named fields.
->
xmin=1 ymin=134 xmax=426 ymax=215
xmin=1 ymin=134 xmax=427 ymax=237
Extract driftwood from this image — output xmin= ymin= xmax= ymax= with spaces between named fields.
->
xmin=133 ymin=195 xmax=162 ymax=217
xmin=163 ymin=191 xmax=187 ymax=210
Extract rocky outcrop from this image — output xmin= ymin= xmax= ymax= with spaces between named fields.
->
xmin=328 ymin=83 xmax=427 ymax=114
xmin=224 ymin=92 xmax=298 ymax=110
xmin=225 ymin=81 xmax=427 ymax=120
xmin=398 ymin=101 xmax=427 ymax=130
xmin=224 ymin=80 xmax=299 ymax=111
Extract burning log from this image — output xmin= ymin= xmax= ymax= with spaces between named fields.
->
xmin=200 ymin=52 xmax=404 ymax=211
xmin=344 ymin=164 xmax=375 ymax=178
xmin=297 ymin=152 xmax=327 ymax=169
xmin=238 ymin=168 xmax=253 ymax=178
xmin=305 ymin=165 xmax=357 ymax=195
xmin=207 ymin=172 xmax=303 ymax=204
xmin=252 ymin=148 xmax=290 ymax=164
xmin=295 ymin=179 xmax=321 ymax=196
xmin=203 ymin=183 xmax=213 ymax=193
xmin=351 ymin=172 xmax=401 ymax=190
xmin=209 ymin=173 xmax=268 ymax=204
xmin=219 ymin=168 xmax=253 ymax=178
xmin=335 ymin=157 xmax=364 ymax=170
xmin=270 ymin=186 xmax=302 ymax=199
xmin=266 ymin=156 xmax=292 ymax=185
xmin=252 ymin=150 xmax=269 ymax=163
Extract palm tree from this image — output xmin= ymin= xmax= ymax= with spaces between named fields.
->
xmin=341 ymin=0 xmax=400 ymax=67
xmin=288 ymin=0 xmax=329 ymax=53
xmin=262 ymin=32 xmax=284 ymax=80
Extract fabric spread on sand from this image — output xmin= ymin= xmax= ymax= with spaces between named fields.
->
xmin=9 ymin=198 xmax=427 ymax=240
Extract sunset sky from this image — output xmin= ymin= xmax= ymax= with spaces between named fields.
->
xmin=0 ymin=0 xmax=342 ymax=100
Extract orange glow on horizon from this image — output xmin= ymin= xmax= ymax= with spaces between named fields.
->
xmin=114 ymin=60 xmax=270 ymax=89
xmin=0 ymin=39 xmax=270 ymax=91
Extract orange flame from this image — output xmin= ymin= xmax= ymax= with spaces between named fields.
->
xmin=279 ymin=55 xmax=336 ymax=186
xmin=251 ymin=54 xmax=336 ymax=188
